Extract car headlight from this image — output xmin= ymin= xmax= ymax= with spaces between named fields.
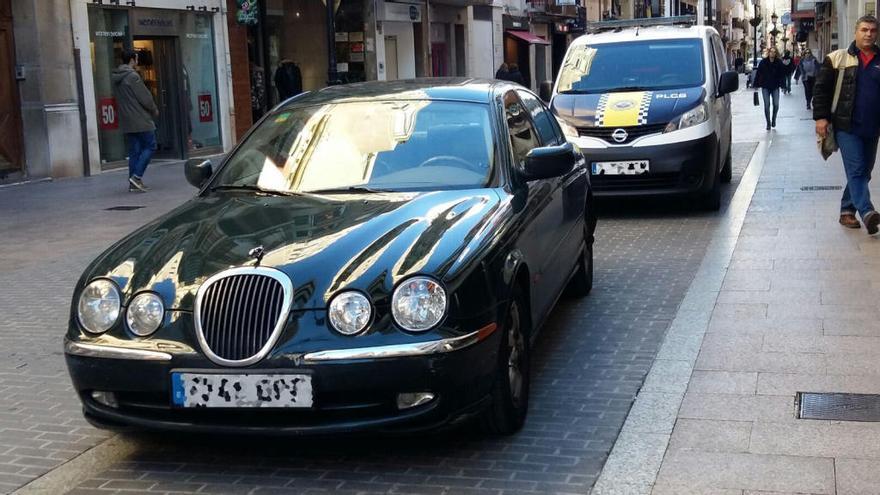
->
xmin=664 ymin=103 xmax=709 ymax=133
xmin=126 ymin=292 xmax=165 ymax=336
xmin=77 ymin=279 xmax=121 ymax=334
xmin=328 ymin=291 xmax=372 ymax=336
xmin=391 ymin=277 xmax=447 ymax=332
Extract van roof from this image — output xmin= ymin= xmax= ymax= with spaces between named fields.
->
xmin=570 ymin=25 xmax=715 ymax=47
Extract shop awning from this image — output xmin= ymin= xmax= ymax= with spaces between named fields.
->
xmin=506 ymin=30 xmax=550 ymax=45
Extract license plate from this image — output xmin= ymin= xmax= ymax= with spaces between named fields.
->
xmin=171 ymin=372 xmax=313 ymax=408
xmin=592 ymin=160 xmax=649 ymax=175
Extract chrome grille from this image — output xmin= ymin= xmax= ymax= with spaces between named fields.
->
xmin=195 ymin=268 xmax=292 ymax=366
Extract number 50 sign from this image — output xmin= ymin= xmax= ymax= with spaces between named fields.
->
xmin=98 ymin=97 xmax=119 ymax=130
xmin=198 ymin=93 xmax=214 ymax=122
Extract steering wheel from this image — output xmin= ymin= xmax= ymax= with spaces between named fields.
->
xmin=417 ymin=155 xmax=480 ymax=172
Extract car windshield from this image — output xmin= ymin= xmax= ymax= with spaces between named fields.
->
xmin=210 ymin=100 xmax=495 ymax=194
xmin=557 ymin=39 xmax=705 ymax=94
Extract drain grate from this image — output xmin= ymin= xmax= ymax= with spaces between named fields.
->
xmin=105 ymin=205 xmax=145 ymax=211
xmin=798 ymin=392 xmax=880 ymax=422
xmin=800 ymin=185 xmax=843 ymax=191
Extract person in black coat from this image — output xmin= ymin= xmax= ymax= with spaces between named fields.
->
xmin=274 ymin=60 xmax=303 ymax=102
xmin=754 ymin=47 xmax=786 ymax=129
xmin=495 ymin=63 xmax=509 ymax=80
xmin=506 ymin=63 xmax=527 ymax=87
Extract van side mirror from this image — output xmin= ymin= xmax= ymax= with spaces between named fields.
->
xmin=185 ymin=158 xmax=213 ymax=188
xmin=539 ymin=80 xmax=553 ymax=103
xmin=522 ymin=142 xmax=576 ymax=181
xmin=717 ymin=70 xmax=739 ymax=96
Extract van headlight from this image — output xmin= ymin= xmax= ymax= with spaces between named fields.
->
xmin=664 ymin=103 xmax=709 ymax=133
xmin=77 ymin=279 xmax=122 ymax=334
xmin=392 ymin=277 xmax=447 ymax=332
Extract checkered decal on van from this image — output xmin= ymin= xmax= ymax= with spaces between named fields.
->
xmin=638 ymin=93 xmax=652 ymax=125
xmin=594 ymin=93 xmax=610 ymax=127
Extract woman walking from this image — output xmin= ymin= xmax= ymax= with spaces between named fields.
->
xmin=795 ymin=49 xmax=821 ymax=109
xmin=754 ymin=47 xmax=786 ymax=130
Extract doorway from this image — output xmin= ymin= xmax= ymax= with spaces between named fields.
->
xmin=0 ymin=0 xmax=23 ymax=174
xmin=133 ymin=38 xmax=183 ymax=159
xmin=385 ymin=36 xmax=399 ymax=80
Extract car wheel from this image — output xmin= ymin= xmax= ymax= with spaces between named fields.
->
xmin=480 ymin=292 xmax=530 ymax=435
xmin=721 ymin=142 xmax=733 ymax=184
xmin=567 ymin=217 xmax=594 ymax=297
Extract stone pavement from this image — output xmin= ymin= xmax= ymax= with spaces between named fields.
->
xmin=593 ymin=81 xmax=880 ymax=493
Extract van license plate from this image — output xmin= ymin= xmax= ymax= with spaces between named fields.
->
xmin=171 ymin=372 xmax=313 ymax=408
xmin=592 ymin=160 xmax=649 ymax=175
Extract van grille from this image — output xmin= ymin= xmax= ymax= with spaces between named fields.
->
xmin=577 ymin=123 xmax=669 ymax=144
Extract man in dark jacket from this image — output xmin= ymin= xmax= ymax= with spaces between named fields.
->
xmin=781 ymin=50 xmax=796 ymax=93
xmin=112 ymin=49 xmax=158 ymax=192
xmin=506 ymin=64 xmax=527 ymax=87
xmin=274 ymin=60 xmax=303 ymax=101
xmin=814 ymin=15 xmax=880 ymax=233
xmin=754 ymin=47 xmax=786 ymax=130
xmin=795 ymin=49 xmax=821 ymax=109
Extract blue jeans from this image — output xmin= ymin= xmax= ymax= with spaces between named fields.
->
xmin=837 ymin=130 xmax=880 ymax=218
xmin=761 ymin=88 xmax=779 ymax=127
xmin=127 ymin=131 xmax=156 ymax=179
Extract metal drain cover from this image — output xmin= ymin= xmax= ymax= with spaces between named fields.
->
xmin=798 ymin=393 xmax=880 ymax=422
xmin=800 ymin=186 xmax=843 ymax=191
xmin=105 ymin=205 xmax=145 ymax=211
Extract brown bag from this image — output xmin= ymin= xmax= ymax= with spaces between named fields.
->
xmin=817 ymin=65 xmax=845 ymax=161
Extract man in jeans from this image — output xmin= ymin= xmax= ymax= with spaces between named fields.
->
xmin=112 ymin=49 xmax=159 ymax=192
xmin=814 ymin=16 xmax=880 ymax=234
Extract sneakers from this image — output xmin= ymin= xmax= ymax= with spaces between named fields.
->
xmin=128 ymin=176 xmax=149 ymax=192
xmin=864 ymin=211 xmax=880 ymax=235
xmin=839 ymin=213 xmax=861 ymax=229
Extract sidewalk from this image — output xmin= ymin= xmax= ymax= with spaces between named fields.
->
xmin=594 ymin=81 xmax=880 ymax=494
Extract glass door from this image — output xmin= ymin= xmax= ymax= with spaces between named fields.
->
xmin=133 ymin=37 xmax=183 ymax=159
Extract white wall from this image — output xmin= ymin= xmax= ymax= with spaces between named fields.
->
xmin=381 ymin=21 xmax=417 ymax=80
xmin=468 ymin=13 xmax=495 ymax=78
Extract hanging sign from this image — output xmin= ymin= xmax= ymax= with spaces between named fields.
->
xmin=236 ymin=0 xmax=259 ymax=25
xmin=98 ymin=97 xmax=119 ymax=130
xmin=198 ymin=94 xmax=214 ymax=122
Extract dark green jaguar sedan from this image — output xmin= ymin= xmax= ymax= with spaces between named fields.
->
xmin=65 ymin=78 xmax=595 ymax=435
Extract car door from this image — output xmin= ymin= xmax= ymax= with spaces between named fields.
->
xmin=503 ymin=90 xmax=566 ymax=322
xmin=517 ymin=90 xmax=588 ymax=293
xmin=710 ymin=35 xmax=732 ymax=160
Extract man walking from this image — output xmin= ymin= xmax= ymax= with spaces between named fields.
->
xmin=814 ymin=15 xmax=880 ymax=233
xmin=112 ymin=49 xmax=158 ymax=192
xmin=795 ymin=49 xmax=821 ymax=109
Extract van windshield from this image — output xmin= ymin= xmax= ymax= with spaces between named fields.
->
xmin=557 ymin=39 xmax=704 ymax=94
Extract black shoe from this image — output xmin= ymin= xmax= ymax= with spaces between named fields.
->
xmin=771 ymin=119 xmax=776 ymax=128
xmin=807 ymin=104 xmax=811 ymax=109
xmin=865 ymin=211 xmax=880 ymax=235
xmin=766 ymin=124 xmax=771 ymax=130
xmin=129 ymin=176 xmax=148 ymax=192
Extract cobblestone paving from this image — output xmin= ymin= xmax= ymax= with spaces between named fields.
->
xmin=0 ymin=139 xmax=755 ymax=494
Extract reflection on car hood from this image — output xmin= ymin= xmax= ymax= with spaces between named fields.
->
xmin=552 ymin=86 xmax=705 ymax=128
xmin=87 ymin=190 xmax=505 ymax=311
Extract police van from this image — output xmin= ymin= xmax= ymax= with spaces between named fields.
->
xmin=542 ymin=16 xmax=738 ymax=210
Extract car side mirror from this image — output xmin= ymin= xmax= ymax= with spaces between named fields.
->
xmin=522 ymin=142 xmax=576 ymax=181
xmin=185 ymin=158 xmax=213 ymax=188
xmin=539 ymin=80 xmax=553 ymax=103
xmin=717 ymin=70 xmax=739 ymax=96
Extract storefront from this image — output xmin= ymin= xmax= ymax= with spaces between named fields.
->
xmin=0 ymin=0 xmax=23 ymax=177
xmin=72 ymin=1 xmax=232 ymax=171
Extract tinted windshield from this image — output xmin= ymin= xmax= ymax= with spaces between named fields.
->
xmin=557 ymin=39 xmax=704 ymax=94
xmin=211 ymin=100 xmax=495 ymax=193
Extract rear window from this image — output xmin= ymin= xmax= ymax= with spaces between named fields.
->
xmin=557 ymin=39 xmax=705 ymax=94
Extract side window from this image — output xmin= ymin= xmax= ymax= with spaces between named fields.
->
xmin=517 ymin=90 xmax=561 ymax=146
xmin=712 ymin=36 xmax=727 ymax=74
xmin=504 ymin=91 xmax=541 ymax=167
xmin=706 ymin=39 xmax=719 ymax=85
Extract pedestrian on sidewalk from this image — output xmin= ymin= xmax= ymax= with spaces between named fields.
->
xmin=495 ymin=63 xmax=510 ymax=81
xmin=795 ymin=49 xmax=821 ymax=109
xmin=814 ymin=15 xmax=880 ymax=234
xmin=781 ymin=50 xmax=796 ymax=94
xmin=754 ymin=47 xmax=785 ymax=130
xmin=112 ymin=49 xmax=158 ymax=193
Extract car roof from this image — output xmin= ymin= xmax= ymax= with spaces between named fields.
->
xmin=280 ymin=78 xmax=517 ymax=108
xmin=570 ymin=24 xmax=714 ymax=47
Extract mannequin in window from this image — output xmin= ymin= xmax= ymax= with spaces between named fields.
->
xmin=274 ymin=59 xmax=303 ymax=101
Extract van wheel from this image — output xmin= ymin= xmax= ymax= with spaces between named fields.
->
xmin=721 ymin=144 xmax=732 ymax=184
xmin=567 ymin=219 xmax=594 ymax=297
xmin=480 ymin=291 xmax=530 ymax=435
xmin=702 ymin=163 xmax=722 ymax=211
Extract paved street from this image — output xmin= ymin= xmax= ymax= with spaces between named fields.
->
xmin=1 ymin=80 xmax=761 ymax=495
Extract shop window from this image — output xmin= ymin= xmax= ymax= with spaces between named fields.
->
xmin=88 ymin=6 xmax=130 ymax=164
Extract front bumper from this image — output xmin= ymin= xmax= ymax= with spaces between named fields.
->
xmin=64 ymin=327 xmax=501 ymax=435
xmin=577 ymin=132 xmax=718 ymax=197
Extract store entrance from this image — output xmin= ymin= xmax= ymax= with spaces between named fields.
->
xmin=133 ymin=37 xmax=183 ymax=159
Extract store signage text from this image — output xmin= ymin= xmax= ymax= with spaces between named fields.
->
xmin=198 ymin=94 xmax=214 ymax=122
xmin=99 ymin=97 xmax=119 ymax=130
xmin=94 ymin=31 xmax=124 ymax=38
xmin=138 ymin=18 xmax=174 ymax=28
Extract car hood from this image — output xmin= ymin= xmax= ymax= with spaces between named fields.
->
xmin=551 ymin=86 xmax=705 ymax=128
xmin=86 ymin=189 xmax=506 ymax=311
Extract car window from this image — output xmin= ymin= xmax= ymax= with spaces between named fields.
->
xmin=557 ymin=39 xmax=705 ymax=93
xmin=504 ymin=91 xmax=541 ymax=167
xmin=517 ymin=90 xmax=562 ymax=146
xmin=210 ymin=100 xmax=495 ymax=193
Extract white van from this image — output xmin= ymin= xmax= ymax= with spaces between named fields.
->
xmin=541 ymin=16 xmax=738 ymax=210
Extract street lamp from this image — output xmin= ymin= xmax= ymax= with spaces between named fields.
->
xmin=781 ymin=20 xmax=790 ymax=52
xmin=749 ymin=1 xmax=762 ymax=66
xmin=769 ymin=11 xmax=780 ymax=51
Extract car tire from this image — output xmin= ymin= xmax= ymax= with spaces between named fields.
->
xmin=480 ymin=291 xmax=530 ymax=435
xmin=721 ymin=143 xmax=733 ymax=184
xmin=567 ymin=215 xmax=595 ymax=297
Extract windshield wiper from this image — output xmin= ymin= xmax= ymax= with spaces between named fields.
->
xmin=558 ymin=89 xmax=596 ymax=94
xmin=307 ymin=186 xmax=393 ymax=194
xmin=209 ymin=184 xmax=304 ymax=197
xmin=609 ymin=86 xmax=652 ymax=92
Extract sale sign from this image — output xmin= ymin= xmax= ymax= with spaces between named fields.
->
xmin=198 ymin=94 xmax=213 ymax=123
xmin=98 ymin=97 xmax=119 ymax=130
